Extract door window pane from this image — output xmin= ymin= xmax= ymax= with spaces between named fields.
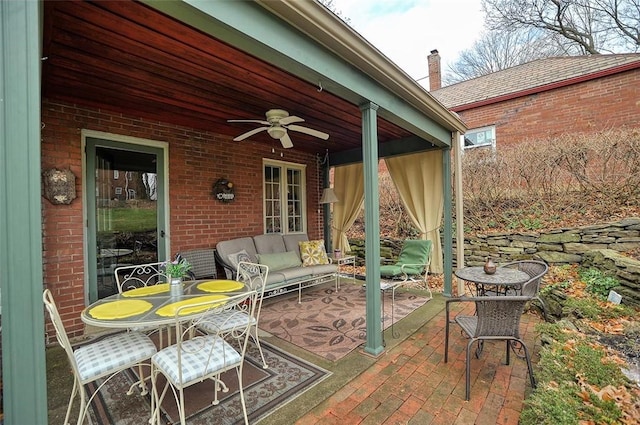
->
xmin=264 ymin=161 xmax=306 ymax=234
xmin=95 ymin=147 xmax=158 ymax=299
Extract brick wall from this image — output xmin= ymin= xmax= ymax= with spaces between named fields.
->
xmin=41 ymin=99 xmax=323 ymax=339
xmin=457 ymin=69 xmax=640 ymax=147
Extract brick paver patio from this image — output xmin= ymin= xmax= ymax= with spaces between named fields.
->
xmin=295 ymin=301 xmax=541 ymax=425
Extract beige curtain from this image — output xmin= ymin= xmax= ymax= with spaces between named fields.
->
xmin=385 ymin=151 xmax=444 ymax=273
xmin=331 ymin=163 xmax=365 ymax=253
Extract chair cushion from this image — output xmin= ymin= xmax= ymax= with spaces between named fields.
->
xmin=397 ymin=240 xmax=432 ymax=266
xmin=228 ymin=249 xmax=253 ymax=271
xmin=299 ymin=240 xmax=329 ymax=266
xmin=216 ymin=238 xmax=258 ymax=269
xmin=283 ymin=234 xmax=309 ymax=260
xmin=152 ymin=335 xmax=241 ymax=386
xmin=257 ymin=251 xmax=301 ymax=271
xmin=74 ymin=331 xmax=157 ymax=382
xmin=276 ymin=267 xmax=313 ymax=281
xmin=253 ymin=234 xmax=286 ymax=255
xmin=380 ymin=240 xmax=431 ymax=278
xmin=197 ymin=311 xmax=255 ymax=334
xmin=380 ymin=265 xmax=424 ymax=278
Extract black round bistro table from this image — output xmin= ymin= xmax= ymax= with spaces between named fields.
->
xmin=454 ymin=266 xmax=530 ymax=296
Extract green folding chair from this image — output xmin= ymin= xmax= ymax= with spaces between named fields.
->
xmin=380 ymin=239 xmax=433 ymax=338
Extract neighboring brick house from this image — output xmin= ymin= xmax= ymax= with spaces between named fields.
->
xmin=428 ymin=50 xmax=640 ymax=150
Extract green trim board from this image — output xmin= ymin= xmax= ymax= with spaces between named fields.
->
xmin=0 ymin=1 xmax=48 ymax=424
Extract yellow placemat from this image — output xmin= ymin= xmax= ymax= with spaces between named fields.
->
xmin=155 ymin=295 xmax=229 ymax=317
xmin=89 ymin=299 xmax=153 ymax=320
xmin=197 ymin=280 xmax=244 ymax=293
xmin=122 ymin=283 xmax=170 ymax=297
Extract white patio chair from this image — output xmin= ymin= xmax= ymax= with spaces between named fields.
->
xmin=114 ymin=261 xmax=168 ymax=293
xmin=149 ymin=290 xmax=257 ymax=425
xmin=43 ymin=289 xmax=157 ymax=425
xmin=196 ymin=262 xmax=269 ymax=369
xmin=114 ymin=261 xmax=170 ymax=386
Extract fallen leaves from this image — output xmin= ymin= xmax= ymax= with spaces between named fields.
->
xmin=576 ymin=372 xmax=640 ymax=425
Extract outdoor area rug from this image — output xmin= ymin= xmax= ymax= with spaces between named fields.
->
xmin=259 ymin=282 xmax=431 ymax=361
xmin=86 ymin=341 xmax=330 ymax=425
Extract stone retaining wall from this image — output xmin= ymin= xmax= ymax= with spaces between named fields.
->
xmin=459 ymin=217 xmax=640 ymax=307
xmin=349 ymin=217 xmax=640 ymax=307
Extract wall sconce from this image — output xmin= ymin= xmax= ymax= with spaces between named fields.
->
xmin=320 ymin=187 xmax=339 ymax=204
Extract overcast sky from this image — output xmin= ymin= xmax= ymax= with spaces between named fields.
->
xmin=331 ymin=0 xmax=485 ymax=88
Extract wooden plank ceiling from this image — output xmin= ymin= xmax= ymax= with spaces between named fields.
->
xmin=42 ymin=0 xmax=415 ymax=155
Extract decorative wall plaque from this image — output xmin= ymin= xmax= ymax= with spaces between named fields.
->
xmin=213 ymin=178 xmax=235 ymax=202
xmin=43 ymin=168 xmax=77 ymax=205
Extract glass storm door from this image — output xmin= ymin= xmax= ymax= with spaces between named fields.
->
xmin=86 ymin=138 xmax=166 ymax=302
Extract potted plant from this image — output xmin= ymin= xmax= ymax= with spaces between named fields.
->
xmin=164 ymin=258 xmax=192 ymax=296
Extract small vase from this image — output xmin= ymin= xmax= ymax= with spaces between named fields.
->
xmin=170 ymin=276 xmax=183 ymax=297
xmin=483 ymin=257 xmax=497 ymax=275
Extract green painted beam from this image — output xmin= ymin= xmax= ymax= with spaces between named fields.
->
xmin=329 ymin=135 xmax=439 ymax=167
xmin=143 ymin=0 xmax=452 ymax=146
xmin=361 ymin=102 xmax=384 ymax=356
xmin=0 ymin=1 xmax=48 ymax=424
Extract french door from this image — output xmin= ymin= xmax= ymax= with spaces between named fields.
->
xmin=85 ymin=136 xmax=167 ymax=302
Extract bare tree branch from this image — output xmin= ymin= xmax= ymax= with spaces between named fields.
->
xmin=482 ymin=0 xmax=639 ymax=54
xmin=318 ymin=0 xmax=352 ymax=24
xmin=444 ymin=28 xmax=565 ymax=84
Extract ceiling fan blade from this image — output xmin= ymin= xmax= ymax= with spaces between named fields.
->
xmin=280 ymin=132 xmax=293 ymax=148
xmin=233 ymin=126 xmax=268 ymax=141
xmin=287 ymin=124 xmax=329 ymax=140
xmin=279 ymin=115 xmax=305 ymax=125
xmin=228 ymin=119 xmax=270 ymax=125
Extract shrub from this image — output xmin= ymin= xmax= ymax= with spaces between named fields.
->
xmin=578 ymin=268 xmax=619 ymax=299
xmin=459 ymin=128 xmax=640 ymax=234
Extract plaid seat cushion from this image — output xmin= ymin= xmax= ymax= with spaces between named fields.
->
xmin=152 ymin=335 xmax=241 ymax=386
xmin=197 ymin=310 xmax=255 ymax=334
xmin=74 ymin=331 xmax=157 ymax=382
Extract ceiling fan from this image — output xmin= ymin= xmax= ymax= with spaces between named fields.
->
xmin=228 ymin=109 xmax=329 ymax=148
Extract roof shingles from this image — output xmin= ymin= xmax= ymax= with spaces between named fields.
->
xmin=432 ymin=54 xmax=640 ymax=109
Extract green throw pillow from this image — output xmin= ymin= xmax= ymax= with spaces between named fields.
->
xmin=257 ymin=251 xmax=301 ymax=271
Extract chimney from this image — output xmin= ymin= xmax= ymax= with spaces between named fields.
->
xmin=427 ymin=49 xmax=441 ymax=91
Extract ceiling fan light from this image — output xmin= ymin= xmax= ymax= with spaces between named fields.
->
xmin=267 ymin=126 xmax=286 ymax=139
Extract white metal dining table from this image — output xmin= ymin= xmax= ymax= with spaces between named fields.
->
xmin=81 ymin=279 xmax=252 ymax=329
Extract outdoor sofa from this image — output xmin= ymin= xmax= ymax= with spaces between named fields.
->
xmin=215 ymin=233 xmax=338 ymax=300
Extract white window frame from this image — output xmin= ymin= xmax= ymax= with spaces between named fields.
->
xmin=462 ymin=125 xmax=496 ymax=150
xmin=263 ymin=159 xmax=307 ymax=234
